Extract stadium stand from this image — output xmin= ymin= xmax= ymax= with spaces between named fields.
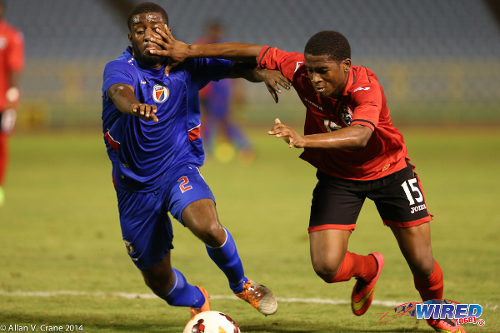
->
xmin=4 ymin=0 xmax=500 ymax=127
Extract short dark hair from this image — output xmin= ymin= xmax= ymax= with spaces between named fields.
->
xmin=304 ymin=31 xmax=351 ymax=62
xmin=127 ymin=2 xmax=169 ymax=30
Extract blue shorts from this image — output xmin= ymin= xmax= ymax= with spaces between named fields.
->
xmin=116 ymin=164 xmax=215 ymax=270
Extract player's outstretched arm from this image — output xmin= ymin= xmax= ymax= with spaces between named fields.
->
xmin=228 ymin=64 xmax=291 ymax=103
xmin=150 ymin=24 xmax=265 ymax=63
xmin=268 ymin=118 xmax=373 ymax=149
xmin=108 ymin=83 xmax=158 ymax=122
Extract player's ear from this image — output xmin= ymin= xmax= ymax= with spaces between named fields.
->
xmin=342 ymin=58 xmax=351 ymax=73
xmin=128 ymin=32 xmax=132 ymax=45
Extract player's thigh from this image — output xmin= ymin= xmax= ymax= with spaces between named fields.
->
xmin=117 ymin=188 xmax=173 ymax=271
xmin=167 ymin=165 xmax=224 ymax=245
xmin=370 ymin=164 xmax=432 ymax=228
xmin=309 ymin=171 xmax=365 ymax=233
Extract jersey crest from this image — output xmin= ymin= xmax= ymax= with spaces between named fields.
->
xmin=152 ymin=84 xmax=169 ymax=103
xmin=341 ymin=105 xmax=353 ymax=126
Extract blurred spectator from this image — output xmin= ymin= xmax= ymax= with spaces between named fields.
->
xmin=0 ymin=0 xmax=24 ymax=206
xmin=197 ymin=20 xmax=255 ymax=163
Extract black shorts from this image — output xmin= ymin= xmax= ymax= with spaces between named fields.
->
xmin=309 ymin=161 xmax=433 ymax=232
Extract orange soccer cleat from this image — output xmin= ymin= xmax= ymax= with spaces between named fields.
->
xmin=189 ymin=286 xmax=211 ymax=319
xmin=235 ymin=279 xmax=277 ymax=315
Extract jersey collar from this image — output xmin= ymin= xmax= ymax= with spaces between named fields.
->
xmin=341 ymin=67 xmax=355 ymax=97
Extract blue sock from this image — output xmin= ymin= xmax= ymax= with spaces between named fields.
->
xmin=206 ymin=228 xmax=246 ymax=293
xmin=161 ymin=268 xmax=205 ymax=308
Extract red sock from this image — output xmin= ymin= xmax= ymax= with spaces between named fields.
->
xmin=0 ymin=133 xmax=8 ymax=186
xmin=329 ymin=251 xmax=378 ymax=283
xmin=414 ymin=259 xmax=443 ymax=301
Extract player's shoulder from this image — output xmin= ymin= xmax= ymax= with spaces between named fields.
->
xmin=0 ymin=21 xmax=23 ymax=41
xmin=349 ymin=66 xmax=381 ymax=91
xmin=104 ymin=52 xmax=136 ymax=73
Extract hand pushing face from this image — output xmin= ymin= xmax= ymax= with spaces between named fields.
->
xmin=128 ymin=12 xmax=167 ymax=68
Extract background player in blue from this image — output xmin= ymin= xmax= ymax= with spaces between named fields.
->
xmin=197 ymin=20 xmax=255 ymax=162
xmin=102 ymin=2 xmax=287 ymax=318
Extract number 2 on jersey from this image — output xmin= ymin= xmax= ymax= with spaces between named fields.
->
xmin=401 ymin=178 xmax=423 ymax=205
xmin=178 ymin=176 xmax=193 ymax=193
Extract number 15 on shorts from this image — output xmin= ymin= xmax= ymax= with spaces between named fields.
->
xmin=401 ymin=178 xmax=423 ymax=206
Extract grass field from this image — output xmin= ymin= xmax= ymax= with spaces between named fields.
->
xmin=0 ymin=127 xmax=499 ymax=333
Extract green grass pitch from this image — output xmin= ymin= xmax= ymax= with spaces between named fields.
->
xmin=0 ymin=126 xmax=499 ymax=332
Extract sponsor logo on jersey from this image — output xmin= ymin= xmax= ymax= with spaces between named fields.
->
xmin=152 ymin=84 xmax=169 ymax=103
xmin=303 ymin=97 xmax=324 ymax=111
xmin=353 ymin=86 xmax=371 ymax=93
xmin=294 ymin=61 xmax=304 ymax=73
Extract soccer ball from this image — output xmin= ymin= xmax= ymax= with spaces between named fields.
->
xmin=183 ymin=311 xmax=241 ymax=333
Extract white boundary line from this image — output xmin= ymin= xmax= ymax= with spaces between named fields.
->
xmin=0 ymin=290 xmax=497 ymax=311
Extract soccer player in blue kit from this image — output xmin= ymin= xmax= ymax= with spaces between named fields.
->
xmin=102 ymin=2 xmax=286 ymax=318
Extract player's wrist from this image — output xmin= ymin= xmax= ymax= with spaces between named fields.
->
xmin=297 ymin=136 xmax=307 ymax=148
xmin=186 ymin=43 xmax=199 ymax=58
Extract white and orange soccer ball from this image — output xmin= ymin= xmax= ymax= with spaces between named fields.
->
xmin=183 ymin=311 xmax=241 ymax=333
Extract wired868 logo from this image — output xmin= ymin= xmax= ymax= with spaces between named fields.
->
xmin=377 ymin=299 xmax=485 ymax=327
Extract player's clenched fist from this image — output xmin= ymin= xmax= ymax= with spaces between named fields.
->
xmin=268 ymin=118 xmax=305 ymax=148
xmin=130 ymin=103 xmax=158 ymax=122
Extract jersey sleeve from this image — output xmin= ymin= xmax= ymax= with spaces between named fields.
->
xmin=350 ymin=82 xmax=383 ymax=131
xmin=7 ymin=30 xmax=24 ymax=72
xmin=257 ymin=46 xmax=305 ymax=81
xmin=102 ymin=60 xmax=136 ymax=97
xmin=189 ymin=58 xmax=233 ymax=89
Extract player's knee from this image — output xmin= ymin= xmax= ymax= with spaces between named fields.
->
xmin=408 ymin=254 xmax=434 ymax=278
xmin=142 ymin=267 xmax=175 ymax=296
xmin=199 ymin=222 xmax=225 ymax=247
xmin=312 ymin=260 xmax=341 ymax=282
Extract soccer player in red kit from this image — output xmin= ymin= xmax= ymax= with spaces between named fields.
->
xmin=0 ymin=0 xmax=24 ymax=206
xmin=150 ymin=29 xmax=464 ymax=332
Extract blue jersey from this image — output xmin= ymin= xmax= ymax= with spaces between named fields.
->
xmin=102 ymin=47 xmax=232 ymax=191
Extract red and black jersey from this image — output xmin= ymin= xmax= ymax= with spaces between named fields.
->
xmin=0 ymin=20 xmax=24 ymax=111
xmin=258 ymin=46 xmax=409 ymax=181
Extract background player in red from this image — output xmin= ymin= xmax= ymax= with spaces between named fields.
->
xmin=150 ymin=30 xmax=464 ymax=332
xmin=196 ymin=20 xmax=254 ymax=162
xmin=0 ymin=0 xmax=24 ymax=206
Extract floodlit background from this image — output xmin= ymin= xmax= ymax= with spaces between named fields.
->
xmin=5 ymin=0 xmax=500 ymax=129
xmin=1 ymin=1 xmax=499 ymax=332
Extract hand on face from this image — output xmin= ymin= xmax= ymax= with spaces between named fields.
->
xmin=148 ymin=24 xmax=190 ymax=74
xmin=128 ymin=12 xmax=167 ymax=68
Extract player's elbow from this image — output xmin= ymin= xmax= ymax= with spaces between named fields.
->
xmin=350 ymin=125 xmax=373 ymax=149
